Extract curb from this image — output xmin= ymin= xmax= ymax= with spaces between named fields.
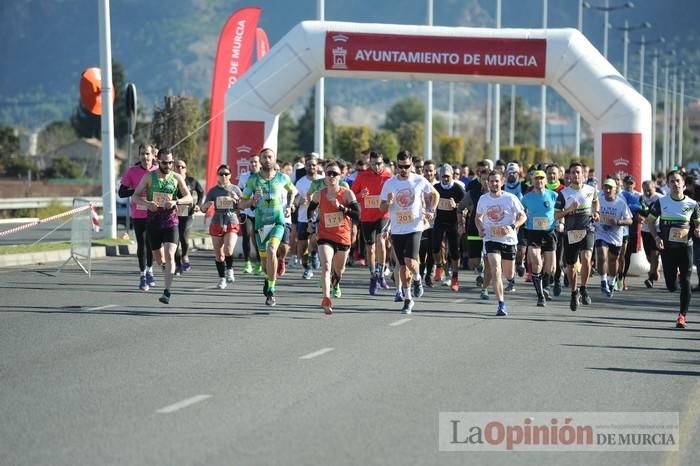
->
xmin=0 ymin=237 xmax=214 ymax=269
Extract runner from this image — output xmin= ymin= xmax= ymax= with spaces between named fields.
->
xmin=240 ymin=148 xmax=297 ymax=306
xmin=639 ymin=180 xmax=663 ymax=288
xmin=554 ymin=162 xmax=600 ymax=312
xmin=306 ymin=160 xmax=360 ymax=314
xmin=616 ymin=174 xmax=643 ymax=291
xmin=352 ymin=151 xmax=393 ymax=295
xmin=201 ymin=164 xmax=242 ymax=289
xmin=646 ymin=170 xmax=700 ymax=328
xmin=504 ymin=162 xmax=528 ymax=282
xmin=419 ymin=160 xmax=437 ymax=287
xmin=594 ymin=177 xmax=632 ymax=298
xmin=294 ymin=154 xmax=321 ymax=280
xmin=173 ymin=159 xmax=204 ymax=275
xmin=239 ymin=153 xmax=262 ymax=275
xmin=380 ymin=151 xmax=438 ymax=314
xmin=118 ymin=143 xmax=158 ymax=291
xmin=520 ymin=170 xmax=558 ymax=307
xmin=432 ymin=164 xmax=466 ymax=292
xmin=132 ymin=148 xmax=193 ymax=304
xmin=475 ymin=170 xmax=527 ymax=316
xmin=545 ymin=163 xmax=567 ymax=297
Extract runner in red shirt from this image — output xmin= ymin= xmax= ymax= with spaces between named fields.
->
xmin=351 ymin=151 xmax=393 ymax=295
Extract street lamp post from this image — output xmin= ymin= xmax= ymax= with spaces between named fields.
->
xmin=631 ymin=35 xmax=664 ymax=97
xmin=651 ymin=48 xmax=659 ymax=170
xmin=585 ymin=0 xmax=634 ymax=59
xmin=678 ymin=71 xmax=685 ymax=167
xmin=539 ymin=0 xmax=547 ymax=150
xmin=613 ymin=19 xmax=650 ymax=78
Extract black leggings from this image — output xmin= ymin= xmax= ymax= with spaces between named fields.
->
xmin=175 ymin=215 xmax=193 ymax=266
xmin=133 ymin=218 xmax=153 ymax=272
xmin=419 ymin=228 xmax=434 ymax=275
xmin=554 ymin=232 xmax=565 ymax=283
xmin=241 ymin=215 xmax=260 ymax=262
xmin=660 ymin=246 xmax=693 ymax=316
xmin=433 ymin=223 xmax=460 ymax=261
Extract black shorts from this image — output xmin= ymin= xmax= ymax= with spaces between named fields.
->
xmin=595 ymin=239 xmax=621 ymax=257
xmin=563 ymin=230 xmax=595 ymax=265
xmin=484 ymin=241 xmax=516 ymax=261
xmin=148 ymin=225 xmax=179 ymax=250
xmin=641 ymin=231 xmax=658 ymax=255
xmin=390 ymin=231 xmax=422 ymax=265
xmin=297 ymin=221 xmax=312 ymax=241
xmin=281 ymin=223 xmax=292 ymax=245
xmin=525 ymin=229 xmax=557 ymax=252
xmin=317 ymin=238 xmax=351 ymax=253
xmin=517 ymin=227 xmax=527 ymax=247
xmin=468 ymin=239 xmax=484 ymax=259
xmin=362 ymin=218 xmax=390 ymax=245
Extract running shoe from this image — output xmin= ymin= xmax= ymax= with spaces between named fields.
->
xmin=676 ymin=313 xmax=687 ymax=328
xmin=146 ymin=271 xmax=156 ymax=287
xmin=412 ymin=279 xmax=424 ymax=299
xmin=242 ymin=260 xmax=253 ymax=274
xmin=614 ymin=278 xmax=623 ymax=292
xmin=158 ymin=289 xmax=170 ymax=304
xmin=139 ymin=275 xmax=149 ymax=292
xmin=570 ymin=290 xmax=580 ymax=312
xmin=543 ymin=287 xmax=552 ymax=301
xmin=580 ymin=287 xmax=592 ymax=305
xmin=181 ymin=262 xmax=191 ymax=273
xmin=277 ymin=260 xmax=286 ymax=277
xmin=394 ymin=289 xmax=404 ymax=302
xmin=536 ymin=296 xmax=546 ymax=307
xmin=311 ymin=253 xmax=320 ymax=270
xmin=369 ymin=276 xmax=378 ymax=295
xmin=425 ymin=274 xmax=434 ymax=288
xmin=480 ymin=288 xmax=489 ymax=300
xmin=475 ymin=274 xmax=484 ymax=288
xmin=496 ymin=302 xmax=507 ymax=316
xmin=217 ymin=277 xmax=227 ymax=289
xmin=265 ymin=288 xmax=276 ymax=306
xmin=401 ymin=298 xmax=414 ymax=314
xmin=225 ymin=268 xmax=235 ymax=283
xmin=303 ymin=267 xmax=314 ymax=280
xmin=553 ymin=280 xmax=562 ymax=297
xmin=322 ymin=297 xmax=333 ymax=315
xmin=516 ymin=264 xmax=525 ymax=277
xmin=505 ymin=279 xmax=516 ymax=292
xmin=254 ymin=263 xmax=263 ymax=275
xmin=379 ymin=275 xmax=390 ymax=290
xmin=450 ymin=276 xmax=459 ymax=292
xmin=645 ymin=279 xmax=654 ymax=289
xmin=622 ymin=279 xmax=629 ymax=291
xmin=600 ymin=281 xmax=610 ymax=297
xmin=332 ymin=283 xmax=342 ymax=298
xmin=434 ymin=266 xmax=443 ymax=282
xmin=174 ymin=265 xmax=182 ymax=276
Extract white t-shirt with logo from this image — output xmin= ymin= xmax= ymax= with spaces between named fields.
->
xmin=595 ymin=194 xmax=632 ymax=246
xmin=295 ymin=176 xmax=314 ymax=223
xmin=476 ymin=191 xmax=524 ymax=245
xmin=380 ymin=173 xmax=433 ymax=235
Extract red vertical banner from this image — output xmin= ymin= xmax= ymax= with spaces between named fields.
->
xmin=601 ymin=133 xmax=642 ymax=182
xmin=206 ymin=7 xmax=261 ymax=190
xmin=256 ymin=28 xmax=270 ymax=60
xmin=227 ymin=121 xmax=265 ymax=185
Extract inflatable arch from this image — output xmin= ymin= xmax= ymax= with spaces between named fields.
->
xmin=223 ymin=21 xmax=650 ymax=184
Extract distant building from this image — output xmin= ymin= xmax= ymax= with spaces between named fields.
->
xmin=49 ymin=138 xmax=126 ymax=179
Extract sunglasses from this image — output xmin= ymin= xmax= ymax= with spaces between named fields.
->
xmin=218 ymin=172 xmax=231 ymax=176
xmin=397 ymin=164 xmax=412 ymax=170
xmin=159 ymin=160 xmax=173 ymax=165
xmin=325 ymin=172 xmax=340 ymax=177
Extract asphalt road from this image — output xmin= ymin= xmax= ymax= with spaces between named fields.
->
xmin=1 ymin=252 xmax=699 ymax=466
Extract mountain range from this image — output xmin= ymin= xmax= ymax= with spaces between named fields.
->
xmin=1 ymin=0 xmax=698 ymax=129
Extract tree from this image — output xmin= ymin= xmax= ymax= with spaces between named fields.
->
xmin=383 ymin=97 xmax=424 ymax=132
xmin=499 ymin=94 xmax=539 ymax=146
xmin=334 ymin=125 xmax=371 ymax=161
xmin=45 ymin=156 xmax=83 ymax=179
xmin=277 ymin=112 xmax=300 ymax=162
xmin=396 ymin=122 xmax=424 ymax=155
xmin=297 ymin=89 xmax=335 ymax=156
xmin=439 ymin=136 xmax=465 ymax=164
xmin=0 ymin=124 xmax=20 ymax=172
xmin=151 ymin=96 xmax=202 ymax=178
xmin=370 ymin=130 xmax=399 ymax=159
xmin=37 ymin=121 xmax=78 ymax=155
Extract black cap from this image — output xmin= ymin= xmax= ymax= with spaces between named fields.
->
xmin=623 ymin=175 xmax=635 ymax=184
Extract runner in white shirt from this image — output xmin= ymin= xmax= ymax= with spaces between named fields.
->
xmin=594 ymin=178 xmax=633 ymax=298
xmin=380 ymin=151 xmax=439 ymax=314
xmin=294 ymin=155 xmax=321 ymax=279
xmin=475 ymin=170 xmax=527 ymax=316
xmin=639 ymin=180 xmax=663 ymax=288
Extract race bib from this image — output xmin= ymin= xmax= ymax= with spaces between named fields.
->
xmin=437 ymin=198 xmax=455 ymax=211
xmin=567 ymin=229 xmax=587 ymax=244
xmin=669 ymin=227 xmax=689 ymax=243
xmin=364 ymin=195 xmax=381 ymax=209
xmin=396 ymin=211 xmax=414 ymax=225
xmin=490 ymin=225 xmax=509 ymax=238
xmin=177 ymin=204 xmax=189 ymax=216
xmin=599 ymin=214 xmax=615 ymax=226
xmin=533 ymin=217 xmax=550 ymax=230
xmin=152 ymin=192 xmax=172 ymax=208
xmin=216 ymin=196 xmax=234 ymax=209
xmin=324 ymin=211 xmax=344 ymax=228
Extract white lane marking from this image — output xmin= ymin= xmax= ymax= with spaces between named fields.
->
xmin=156 ymin=394 xmax=212 ymax=414
xmin=389 ymin=318 xmax=412 ymax=327
xmin=454 ymin=299 xmax=465 ymax=303
xmin=85 ymin=304 xmax=117 ymax=312
xmin=192 ymin=285 xmax=217 ymax=292
xmin=299 ymin=347 xmax=335 ymax=360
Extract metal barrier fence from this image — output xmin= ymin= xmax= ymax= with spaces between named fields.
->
xmin=57 ymin=198 xmax=93 ymax=276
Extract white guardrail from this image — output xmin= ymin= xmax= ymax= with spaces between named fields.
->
xmin=0 ymin=197 xmax=103 ymax=210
